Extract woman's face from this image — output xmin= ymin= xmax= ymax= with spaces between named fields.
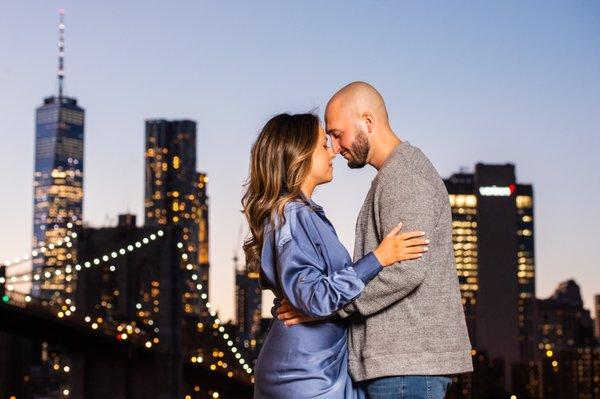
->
xmin=308 ymin=126 xmax=335 ymax=186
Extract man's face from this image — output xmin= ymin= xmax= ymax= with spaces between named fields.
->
xmin=325 ymin=104 xmax=370 ymax=169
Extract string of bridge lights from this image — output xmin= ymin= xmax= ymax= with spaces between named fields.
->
xmin=2 ymin=290 xmax=153 ymax=348
xmin=1 ymin=231 xmax=252 ymax=372
xmin=0 ymin=230 xmax=165 ymax=287
xmin=1 ymin=229 xmax=163 ymax=349
xmin=176 ymin=242 xmax=254 ymax=376
xmin=1 ymin=223 xmax=79 ymax=267
xmin=3 ymin=227 xmax=163 ymax=344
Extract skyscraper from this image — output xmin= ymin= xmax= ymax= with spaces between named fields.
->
xmin=32 ymin=9 xmax=84 ymax=303
xmin=595 ymin=294 xmax=600 ymax=341
xmin=537 ymin=280 xmax=595 ymax=351
xmin=196 ymin=172 xmax=210 ymax=296
xmin=235 ymin=263 xmax=261 ymax=350
xmin=536 ymin=281 xmax=598 ymax=398
xmin=444 ymin=163 xmax=536 ymax=389
xmin=144 ymin=119 xmax=209 ymax=316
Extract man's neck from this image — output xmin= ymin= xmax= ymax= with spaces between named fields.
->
xmin=369 ymin=131 xmax=402 ymax=171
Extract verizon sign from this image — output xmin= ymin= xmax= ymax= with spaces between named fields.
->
xmin=479 ymin=184 xmax=516 ymax=197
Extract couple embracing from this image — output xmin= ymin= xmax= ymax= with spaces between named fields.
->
xmin=242 ymin=82 xmax=473 ymax=399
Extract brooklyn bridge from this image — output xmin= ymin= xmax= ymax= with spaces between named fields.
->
xmin=0 ymin=222 xmax=254 ymax=398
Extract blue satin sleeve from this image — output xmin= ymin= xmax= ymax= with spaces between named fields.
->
xmin=275 ymin=207 xmax=382 ymax=318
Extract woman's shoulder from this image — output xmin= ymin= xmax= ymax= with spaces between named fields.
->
xmin=279 ymin=199 xmax=316 ymax=228
xmin=272 ymin=200 xmax=318 ymax=245
xmin=282 ymin=199 xmax=313 ymax=216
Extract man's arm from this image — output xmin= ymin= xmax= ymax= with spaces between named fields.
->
xmin=338 ymin=172 xmax=440 ymax=318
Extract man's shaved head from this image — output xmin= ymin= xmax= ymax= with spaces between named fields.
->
xmin=326 ymin=81 xmax=389 ymax=125
xmin=325 ymin=82 xmax=393 ymax=168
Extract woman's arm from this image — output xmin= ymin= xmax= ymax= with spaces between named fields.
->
xmin=275 ymin=206 xmax=382 ymax=318
xmin=275 ymin=205 xmax=428 ymax=320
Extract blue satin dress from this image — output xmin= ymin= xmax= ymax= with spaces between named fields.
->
xmin=254 ymin=199 xmax=382 ymax=399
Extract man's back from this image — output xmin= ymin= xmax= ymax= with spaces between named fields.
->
xmin=339 ymin=141 xmax=473 ymax=380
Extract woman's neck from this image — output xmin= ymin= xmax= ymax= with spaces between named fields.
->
xmin=301 ymin=181 xmax=315 ymax=199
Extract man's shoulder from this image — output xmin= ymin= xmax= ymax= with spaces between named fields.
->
xmin=371 ymin=144 xmax=447 ymax=212
xmin=375 ymin=143 xmax=437 ymax=185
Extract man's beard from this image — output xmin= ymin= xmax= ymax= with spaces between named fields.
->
xmin=346 ymin=127 xmax=370 ymax=169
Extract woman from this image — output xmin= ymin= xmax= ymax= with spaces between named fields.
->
xmin=243 ymin=113 xmax=428 ymax=399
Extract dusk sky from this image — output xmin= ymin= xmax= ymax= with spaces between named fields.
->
xmin=1 ymin=1 xmax=598 ymax=322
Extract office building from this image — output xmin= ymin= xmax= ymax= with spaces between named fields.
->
xmin=144 ymin=119 xmax=209 ymax=316
xmin=32 ymin=9 xmax=84 ymax=304
xmin=444 ymin=163 xmax=536 ymax=389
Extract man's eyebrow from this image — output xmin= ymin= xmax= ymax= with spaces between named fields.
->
xmin=326 ymin=129 xmax=339 ymax=135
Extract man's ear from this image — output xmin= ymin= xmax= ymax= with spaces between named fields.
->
xmin=363 ymin=112 xmax=374 ymax=134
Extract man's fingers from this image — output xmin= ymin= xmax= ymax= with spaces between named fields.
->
xmin=277 ymin=310 xmax=303 ymax=321
xmin=284 ymin=316 xmax=312 ymax=327
xmin=277 ymin=303 xmax=293 ymax=315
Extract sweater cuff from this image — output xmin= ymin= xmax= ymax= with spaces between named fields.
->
xmin=353 ymin=251 xmax=383 ymax=284
xmin=338 ymin=301 xmax=358 ymax=319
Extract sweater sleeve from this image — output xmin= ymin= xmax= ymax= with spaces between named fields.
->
xmin=339 ymin=170 xmax=440 ymax=318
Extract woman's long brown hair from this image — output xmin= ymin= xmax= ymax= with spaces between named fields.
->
xmin=242 ymin=113 xmax=320 ymax=273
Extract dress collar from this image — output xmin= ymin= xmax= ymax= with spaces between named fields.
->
xmin=300 ymin=194 xmax=325 ymax=215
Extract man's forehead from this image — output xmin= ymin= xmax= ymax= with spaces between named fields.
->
xmin=325 ymin=111 xmax=345 ymax=132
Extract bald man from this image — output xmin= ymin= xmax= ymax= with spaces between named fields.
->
xmin=279 ymin=82 xmax=473 ymax=398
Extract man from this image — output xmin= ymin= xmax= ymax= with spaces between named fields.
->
xmin=278 ymin=82 xmax=473 ymax=398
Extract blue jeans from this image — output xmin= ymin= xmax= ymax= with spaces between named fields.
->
xmin=365 ymin=375 xmax=452 ymax=399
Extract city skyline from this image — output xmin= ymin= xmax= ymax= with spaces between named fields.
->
xmin=1 ymin=1 xmax=599 ymax=322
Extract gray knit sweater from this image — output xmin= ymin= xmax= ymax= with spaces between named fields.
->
xmin=339 ymin=141 xmax=473 ymax=381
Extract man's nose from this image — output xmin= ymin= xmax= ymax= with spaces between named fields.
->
xmin=331 ymin=140 xmax=341 ymax=154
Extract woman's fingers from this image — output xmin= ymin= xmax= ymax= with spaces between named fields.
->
xmin=402 ymin=253 xmax=424 ymax=260
xmin=405 ymin=245 xmax=428 ymax=254
xmin=399 ymin=230 xmax=426 ymax=240
xmin=403 ymin=237 xmax=430 ymax=247
xmin=386 ymin=222 xmax=403 ymax=237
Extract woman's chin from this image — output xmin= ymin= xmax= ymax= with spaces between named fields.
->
xmin=317 ymin=176 xmax=334 ymax=186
